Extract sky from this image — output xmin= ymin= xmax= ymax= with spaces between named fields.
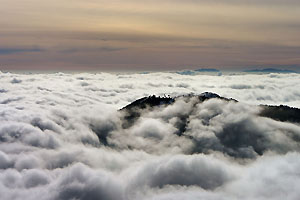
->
xmin=1 ymin=0 xmax=300 ymax=71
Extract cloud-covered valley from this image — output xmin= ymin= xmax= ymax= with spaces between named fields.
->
xmin=0 ymin=71 xmax=300 ymax=200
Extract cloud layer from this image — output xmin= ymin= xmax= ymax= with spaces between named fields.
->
xmin=0 ymin=71 xmax=300 ymax=200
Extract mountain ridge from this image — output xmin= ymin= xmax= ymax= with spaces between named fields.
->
xmin=244 ymin=68 xmax=297 ymax=73
xmin=120 ymin=92 xmax=300 ymax=124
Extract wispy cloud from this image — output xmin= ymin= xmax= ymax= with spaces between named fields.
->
xmin=60 ymin=46 xmax=127 ymax=53
xmin=0 ymin=47 xmax=43 ymax=55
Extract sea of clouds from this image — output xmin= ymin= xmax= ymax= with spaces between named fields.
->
xmin=0 ymin=71 xmax=300 ymax=200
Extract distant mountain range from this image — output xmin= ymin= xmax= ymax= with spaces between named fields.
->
xmin=176 ymin=68 xmax=297 ymax=75
xmin=244 ymin=68 xmax=297 ymax=73
xmin=176 ymin=68 xmax=220 ymax=75
xmin=195 ymin=68 xmax=220 ymax=72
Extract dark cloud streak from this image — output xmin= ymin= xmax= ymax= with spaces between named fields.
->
xmin=0 ymin=47 xmax=43 ymax=55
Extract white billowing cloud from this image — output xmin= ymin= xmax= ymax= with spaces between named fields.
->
xmin=2 ymin=71 xmax=300 ymax=110
xmin=0 ymin=71 xmax=300 ymax=199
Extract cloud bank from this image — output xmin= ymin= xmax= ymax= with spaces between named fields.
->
xmin=0 ymin=71 xmax=300 ymax=200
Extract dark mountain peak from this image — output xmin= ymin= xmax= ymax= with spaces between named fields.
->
xmin=119 ymin=92 xmax=233 ymax=129
xmin=121 ymin=95 xmax=175 ymax=111
xmin=121 ymin=92 xmax=235 ymax=111
xmin=174 ymin=92 xmax=237 ymax=104
xmin=259 ymin=104 xmax=300 ymax=123
xmin=120 ymin=92 xmax=300 ymax=128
